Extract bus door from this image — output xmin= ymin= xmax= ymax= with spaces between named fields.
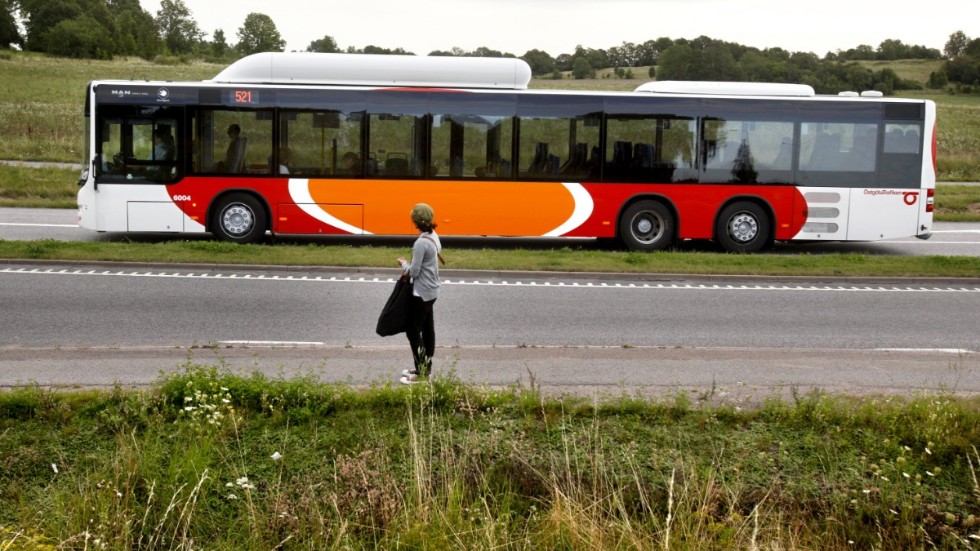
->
xmin=94 ymin=105 xmax=183 ymax=232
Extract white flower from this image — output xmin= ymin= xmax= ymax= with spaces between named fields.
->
xmin=227 ymin=493 xmax=238 ymax=500
xmin=271 ymin=451 xmax=282 ymax=461
xmin=51 ymin=463 xmax=58 ymax=474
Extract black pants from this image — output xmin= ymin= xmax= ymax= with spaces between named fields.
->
xmin=406 ymin=296 xmax=436 ymax=375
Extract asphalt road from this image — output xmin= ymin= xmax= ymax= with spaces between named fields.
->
xmin=1 ymin=262 xmax=978 ymax=402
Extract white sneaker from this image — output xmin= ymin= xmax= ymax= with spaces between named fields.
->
xmin=402 ymin=369 xmax=419 ymax=377
xmin=399 ymin=374 xmax=421 ymax=385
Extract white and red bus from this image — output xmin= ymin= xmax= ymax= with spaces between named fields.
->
xmin=78 ymin=52 xmax=936 ymax=252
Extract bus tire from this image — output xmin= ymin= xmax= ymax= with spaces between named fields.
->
xmin=715 ymin=201 xmax=770 ymax=253
xmin=212 ymin=193 xmax=267 ymax=244
xmin=619 ymin=200 xmax=674 ymax=251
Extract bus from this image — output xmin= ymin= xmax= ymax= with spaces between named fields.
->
xmin=77 ymin=52 xmax=936 ymax=253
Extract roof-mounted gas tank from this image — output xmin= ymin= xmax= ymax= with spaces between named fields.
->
xmin=209 ymin=52 xmax=533 ymax=90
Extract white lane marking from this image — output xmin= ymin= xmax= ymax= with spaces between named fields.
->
xmin=219 ymin=340 xmax=324 ymax=346
xmin=876 ymin=348 xmax=974 ymax=354
xmin=0 ymin=222 xmax=78 ymax=228
xmin=1 ymin=266 xmax=978 ymax=293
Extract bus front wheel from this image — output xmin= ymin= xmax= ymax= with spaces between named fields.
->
xmin=715 ymin=201 xmax=770 ymax=253
xmin=619 ymin=200 xmax=674 ymax=251
xmin=212 ymin=193 xmax=267 ymax=244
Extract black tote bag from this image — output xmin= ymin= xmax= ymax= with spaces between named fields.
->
xmin=376 ymin=277 xmax=412 ymax=336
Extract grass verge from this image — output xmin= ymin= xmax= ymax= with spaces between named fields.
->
xmin=3 ymin=238 xmax=980 ymax=277
xmin=1 ymin=365 xmax=979 ymax=549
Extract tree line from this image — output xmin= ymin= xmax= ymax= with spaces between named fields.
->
xmin=2 ymin=0 xmax=979 ymax=93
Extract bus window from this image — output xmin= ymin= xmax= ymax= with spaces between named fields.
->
xmin=278 ymin=110 xmax=363 ymax=176
xmin=701 ymin=119 xmax=793 ymax=184
xmin=95 ymin=106 xmax=179 ymax=184
xmin=192 ymin=109 xmax=273 ymax=175
xmin=883 ymin=123 xmax=920 ymax=154
xmin=368 ymin=113 xmax=424 ymax=177
xmin=430 ymin=114 xmax=513 ymax=179
xmin=880 ymin=122 xmax=922 ymax=187
xmin=519 ymin=115 xmax=599 ymax=181
xmin=606 ymin=116 xmax=695 ymax=183
xmin=799 ymin=122 xmax=878 ymax=186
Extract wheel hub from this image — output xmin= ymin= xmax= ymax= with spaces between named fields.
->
xmin=223 ymin=205 xmax=253 ymax=236
xmin=729 ymin=214 xmax=758 ymax=242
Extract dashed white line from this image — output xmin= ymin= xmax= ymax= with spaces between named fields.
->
xmin=218 ymin=340 xmax=324 ymax=346
xmin=1 ymin=266 xmax=978 ymax=293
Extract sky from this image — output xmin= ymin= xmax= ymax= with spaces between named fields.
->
xmin=139 ymin=0 xmax=975 ymax=58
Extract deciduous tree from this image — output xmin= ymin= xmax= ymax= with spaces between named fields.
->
xmin=944 ymin=31 xmax=969 ymax=59
xmin=0 ymin=0 xmax=22 ymax=48
xmin=156 ymin=0 xmax=201 ymax=55
xmin=236 ymin=12 xmax=284 ymax=56
xmin=306 ymin=34 xmax=338 ymax=53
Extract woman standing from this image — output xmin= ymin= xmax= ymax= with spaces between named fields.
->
xmin=397 ymin=203 xmax=442 ymax=384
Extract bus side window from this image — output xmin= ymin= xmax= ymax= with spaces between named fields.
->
xmin=192 ymin=109 xmax=272 ymax=175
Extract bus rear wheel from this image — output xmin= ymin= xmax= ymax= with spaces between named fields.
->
xmin=212 ymin=193 xmax=267 ymax=244
xmin=715 ymin=201 xmax=770 ymax=253
xmin=619 ymin=200 xmax=674 ymax=251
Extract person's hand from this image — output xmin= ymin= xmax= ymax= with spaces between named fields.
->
xmin=396 ymin=257 xmax=406 ymax=267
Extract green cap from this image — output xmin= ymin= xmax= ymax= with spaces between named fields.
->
xmin=411 ymin=203 xmax=434 ymax=225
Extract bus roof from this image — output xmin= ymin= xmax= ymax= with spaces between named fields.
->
xmin=635 ymin=80 xmax=816 ymax=97
xmin=209 ymin=52 xmax=534 ymax=90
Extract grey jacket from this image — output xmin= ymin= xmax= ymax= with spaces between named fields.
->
xmin=404 ymin=232 xmax=441 ymax=302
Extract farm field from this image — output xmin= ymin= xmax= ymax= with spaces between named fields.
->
xmin=0 ymin=52 xmax=978 ymax=180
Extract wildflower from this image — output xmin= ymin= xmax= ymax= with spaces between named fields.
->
xmin=227 ymin=493 xmax=238 ymax=500
xmin=51 ymin=463 xmax=58 ymax=474
xmin=271 ymin=451 xmax=282 ymax=461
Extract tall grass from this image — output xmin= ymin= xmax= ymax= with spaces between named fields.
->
xmin=2 ymin=365 xmax=980 ymax=549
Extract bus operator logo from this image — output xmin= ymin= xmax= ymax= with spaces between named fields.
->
xmin=863 ymin=189 xmax=919 ymax=206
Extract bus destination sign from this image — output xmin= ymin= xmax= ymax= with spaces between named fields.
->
xmin=232 ymin=90 xmax=258 ymax=104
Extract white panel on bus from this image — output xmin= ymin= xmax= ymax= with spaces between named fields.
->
xmin=210 ymin=52 xmax=533 ymax=90
xmin=635 ymin=81 xmax=815 ymax=97
xmin=846 ymin=188 xmax=922 ymax=241
xmin=91 ymin=184 xmax=171 ymax=231
xmin=794 ymin=187 xmax=850 ymax=241
xmin=127 ymin=202 xmax=184 ymax=232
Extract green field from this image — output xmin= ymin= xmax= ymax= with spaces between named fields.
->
xmin=1 ymin=52 xmax=979 ymax=180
